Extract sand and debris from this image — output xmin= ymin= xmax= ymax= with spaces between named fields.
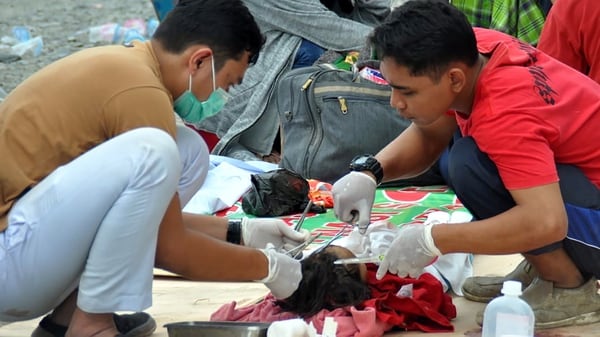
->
xmin=0 ymin=0 xmax=156 ymax=95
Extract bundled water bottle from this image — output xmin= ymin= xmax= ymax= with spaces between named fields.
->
xmin=87 ymin=23 xmax=123 ymax=44
xmin=8 ymin=26 xmax=44 ymax=57
xmin=482 ymin=280 xmax=535 ymax=337
xmin=84 ymin=19 xmax=155 ymax=45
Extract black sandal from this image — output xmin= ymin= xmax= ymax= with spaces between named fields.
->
xmin=30 ymin=312 xmax=156 ymax=337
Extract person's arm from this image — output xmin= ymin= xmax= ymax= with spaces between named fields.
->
xmin=332 ymin=114 xmax=456 ymax=230
xmin=222 ymin=142 xmax=265 ymax=162
xmin=434 ymin=182 xmax=567 ymax=254
xmin=345 ymin=0 xmax=391 ymax=26
xmin=244 ymin=0 xmax=375 ymax=51
xmin=156 ymin=195 xmax=268 ymax=281
xmin=376 ymin=113 xmax=457 ymax=182
xmin=375 ymin=180 xmax=568 ymax=279
xmin=181 ymin=212 xmax=228 ymax=240
xmin=538 ymin=0 xmax=588 ymax=75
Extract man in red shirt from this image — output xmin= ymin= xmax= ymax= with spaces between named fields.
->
xmin=332 ymin=0 xmax=600 ymax=328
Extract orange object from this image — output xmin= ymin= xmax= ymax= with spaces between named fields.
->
xmin=308 ymin=179 xmax=334 ymax=208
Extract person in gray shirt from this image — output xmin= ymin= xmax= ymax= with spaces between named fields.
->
xmin=192 ymin=0 xmax=391 ymax=163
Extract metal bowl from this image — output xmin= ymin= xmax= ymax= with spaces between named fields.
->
xmin=164 ymin=321 xmax=271 ymax=337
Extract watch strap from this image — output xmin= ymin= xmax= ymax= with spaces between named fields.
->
xmin=350 ymin=154 xmax=383 ymax=185
xmin=226 ymin=218 xmax=242 ymax=245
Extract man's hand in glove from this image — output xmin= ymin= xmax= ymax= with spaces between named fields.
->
xmin=257 ymin=243 xmax=302 ymax=299
xmin=376 ymin=223 xmax=442 ymax=280
xmin=242 ymin=217 xmax=310 ymax=251
xmin=332 ymin=171 xmax=376 ymax=233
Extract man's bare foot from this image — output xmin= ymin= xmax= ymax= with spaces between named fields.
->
xmin=65 ymin=308 xmax=118 ymax=337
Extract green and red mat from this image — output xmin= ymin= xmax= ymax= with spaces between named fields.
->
xmin=216 ymin=185 xmax=469 ymax=247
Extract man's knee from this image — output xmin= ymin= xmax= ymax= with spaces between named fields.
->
xmin=176 ymin=125 xmax=210 ymax=203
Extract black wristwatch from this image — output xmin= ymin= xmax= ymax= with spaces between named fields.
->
xmin=349 ymin=154 xmax=383 ymax=185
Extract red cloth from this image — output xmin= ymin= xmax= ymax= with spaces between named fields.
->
xmin=211 ymin=294 xmax=390 ymax=337
xmin=456 ymin=28 xmax=600 ymax=190
xmin=211 ymin=294 xmax=297 ymax=322
xmin=363 ymin=264 xmax=456 ymax=332
xmin=210 ymin=265 xmax=456 ymax=336
xmin=538 ymin=0 xmax=600 ymax=84
xmin=186 ymin=124 xmax=219 ymax=152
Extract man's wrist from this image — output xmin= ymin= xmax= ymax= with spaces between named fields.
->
xmin=423 ymin=224 xmax=442 ymax=256
xmin=349 ymin=154 xmax=384 ymax=185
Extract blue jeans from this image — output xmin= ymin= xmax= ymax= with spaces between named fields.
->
xmin=440 ymin=136 xmax=600 ymax=278
xmin=292 ymin=39 xmax=326 ymax=69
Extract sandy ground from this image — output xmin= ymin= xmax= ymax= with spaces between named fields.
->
xmin=0 ymin=0 xmax=156 ymax=94
xmin=5 ymin=254 xmax=600 ymax=337
xmin=0 ymin=0 xmax=410 ymax=95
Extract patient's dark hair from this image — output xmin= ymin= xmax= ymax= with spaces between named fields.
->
xmin=275 ymin=246 xmax=370 ymax=317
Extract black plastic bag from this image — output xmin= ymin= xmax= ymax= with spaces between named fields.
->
xmin=242 ymin=168 xmax=322 ymax=217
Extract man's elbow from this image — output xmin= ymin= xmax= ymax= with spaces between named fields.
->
xmin=540 ymin=211 xmax=568 ymax=244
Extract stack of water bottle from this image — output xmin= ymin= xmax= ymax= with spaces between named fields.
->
xmin=82 ymin=18 xmax=160 ymax=45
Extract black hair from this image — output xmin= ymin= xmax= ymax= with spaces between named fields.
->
xmin=152 ymin=0 xmax=264 ymax=70
xmin=369 ymin=0 xmax=478 ymax=81
xmin=275 ymin=246 xmax=370 ymax=318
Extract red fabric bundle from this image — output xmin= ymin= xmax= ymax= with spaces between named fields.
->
xmin=363 ymin=264 xmax=456 ymax=332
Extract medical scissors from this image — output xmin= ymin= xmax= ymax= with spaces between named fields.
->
xmin=310 ymin=222 xmax=351 ymax=255
xmin=294 ymin=200 xmax=313 ymax=232
xmin=285 ymin=232 xmax=323 ymax=259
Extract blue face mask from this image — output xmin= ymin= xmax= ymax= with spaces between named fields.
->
xmin=173 ymin=57 xmax=231 ymax=124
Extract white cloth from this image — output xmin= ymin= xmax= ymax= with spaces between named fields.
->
xmin=337 ymin=210 xmax=474 ymax=295
xmin=183 ymin=161 xmax=253 ymax=214
xmin=183 ymin=155 xmax=277 ymax=214
xmin=0 ymin=125 xmax=208 ymax=321
xmin=422 ymin=211 xmax=474 ymax=295
xmin=267 ymin=319 xmax=318 ymax=337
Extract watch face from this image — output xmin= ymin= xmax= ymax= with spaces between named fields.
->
xmin=350 ymin=155 xmax=383 ymax=184
xmin=354 ymin=156 xmax=370 ymax=165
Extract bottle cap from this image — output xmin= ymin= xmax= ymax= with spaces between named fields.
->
xmin=501 ymin=280 xmax=522 ymax=296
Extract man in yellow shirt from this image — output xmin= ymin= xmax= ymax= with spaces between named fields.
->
xmin=0 ymin=1 xmax=309 ymax=336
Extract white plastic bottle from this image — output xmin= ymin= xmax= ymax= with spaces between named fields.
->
xmin=482 ymin=280 xmax=535 ymax=337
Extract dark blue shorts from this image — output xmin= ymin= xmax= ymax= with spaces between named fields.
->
xmin=439 ymin=136 xmax=600 ymax=278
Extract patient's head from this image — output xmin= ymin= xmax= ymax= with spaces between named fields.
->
xmin=275 ymin=245 xmax=370 ymax=317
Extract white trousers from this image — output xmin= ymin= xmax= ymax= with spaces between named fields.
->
xmin=0 ymin=125 xmax=209 ymax=321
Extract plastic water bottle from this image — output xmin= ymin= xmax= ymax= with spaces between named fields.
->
xmin=12 ymin=26 xmax=31 ymax=42
xmin=11 ymin=36 xmax=43 ymax=57
xmin=122 ymin=29 xmax=146 ymax=45
xmin=87 ymin=23 xmax=123 ymax=44
xmin=146 ymin=18 xmax=159 ymax=38
xmin=482 ymin=280 xmax=535 ymax=337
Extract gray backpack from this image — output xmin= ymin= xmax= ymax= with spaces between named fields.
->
xmin=275 ymin=64 xmax=443 ymax=185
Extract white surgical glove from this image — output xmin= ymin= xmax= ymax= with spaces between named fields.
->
xmin=258 ymin=243 xmax=302 ymax=299
xmin=332 ymin=171 xmax=376 ymax=234
xmin=376 ymin=224 xmax=442 ymax=280
xmin=242 ymin=217 xmax=310 ymax=251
